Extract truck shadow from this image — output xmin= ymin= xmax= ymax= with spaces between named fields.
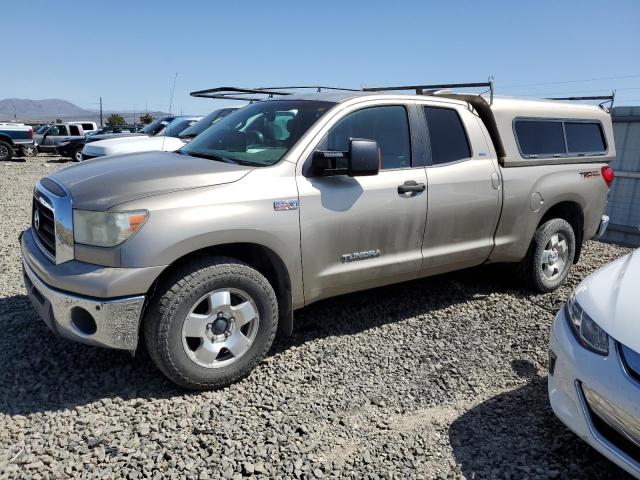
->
xmin=0 ymin=264 xmax=554 ymax=416
xmin=448 ymin=360 xmax=632 ymax=479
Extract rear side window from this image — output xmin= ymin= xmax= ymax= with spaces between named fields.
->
xmin=81 ymin=123 xmax=94 ymax=130
xmin=515 ymin=120 xmax=565 ymax=156
xmin=69 ymin=125 xmax=80 ymax=135
xmin=565 ymin=122 xmax=606 ymax=153
xmin=423 ymin=107 xmax=471 ymax=165
xmin=321 ymin=106 xmax=411 ymax=170
xmin=515 ymin=119 xmax=606 ymax=158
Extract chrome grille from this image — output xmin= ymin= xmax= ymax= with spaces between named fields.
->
xmin=32 ymin=196 xmax=56 ymax=259
xmin=582 ymin=383 xmax=640 ymax=460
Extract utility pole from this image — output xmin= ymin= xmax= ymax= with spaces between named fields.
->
xmin=99 ymin=97 xmax=103 ymax=126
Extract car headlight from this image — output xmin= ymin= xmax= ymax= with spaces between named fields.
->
xmin=73 ymin=210 xmax=148 ymax=247
xmin=565 ymin=293 xmax=609 ymax=355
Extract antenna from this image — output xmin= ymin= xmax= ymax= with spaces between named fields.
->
xmin=163 ymin=72 xmax=178 ymax=151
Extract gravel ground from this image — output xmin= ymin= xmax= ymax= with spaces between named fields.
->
xmin=0 ymin=154 xmax=635 ymax=479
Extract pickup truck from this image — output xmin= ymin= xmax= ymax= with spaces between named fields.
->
xmin=0 ymin=123 xmax=35 ymax=160
xmin=20 ymin=84 xmax=615 ymax=389
xmin=33 ymin=123 xmax=90 ymax=154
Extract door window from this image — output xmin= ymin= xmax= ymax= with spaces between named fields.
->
xmin=69 ymin=125 xmax=80 ymax=135
xmin=423 ymin=107 xmax=471 ymax=165
xmin=319 ymin=106 xmax=412 ymax=170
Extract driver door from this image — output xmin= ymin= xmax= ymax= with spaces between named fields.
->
xmin=297 ymin=102 xmax=429 ymax=304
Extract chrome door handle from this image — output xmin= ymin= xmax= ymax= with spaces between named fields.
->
xmin=398 ymin=181 xmax=426 ymax=194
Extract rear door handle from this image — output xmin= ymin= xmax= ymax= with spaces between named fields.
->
xmin=398 ymin=180 xmax=426 ymax=195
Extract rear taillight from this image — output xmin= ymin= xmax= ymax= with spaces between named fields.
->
xmin=28 ymin=128 xmax=33 ymax=139
xmin=601 ymin=165 xmax=614 ymax=187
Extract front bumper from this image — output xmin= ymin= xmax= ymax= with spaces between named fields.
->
xmin=22 ymin=255 xmax=145 ymax=351
xmin=549 ymin=308 xmax=640 ymax=477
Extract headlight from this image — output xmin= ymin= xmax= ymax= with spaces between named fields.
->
xmin=73 ymin=210 xmax=148 ymax=247
xmin=565 ymin=293 xmax=609 ymax=355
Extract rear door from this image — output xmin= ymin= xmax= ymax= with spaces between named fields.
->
xmin=297 ymin=101 xmax=429 ymax=304
xmin=418 ymin=102 xmax=502 ymax=275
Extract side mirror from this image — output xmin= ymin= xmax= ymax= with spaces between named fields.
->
xmin=312 ymin=138 xmax=380 ymax=177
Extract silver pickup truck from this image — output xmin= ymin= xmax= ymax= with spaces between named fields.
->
xmin=20 ymin=83 xmax=615 ymax=389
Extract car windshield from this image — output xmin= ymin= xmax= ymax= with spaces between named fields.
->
xmin=179 ymin=109 xmax=235 ymax=139
xmin=181 ymin=100 xmax=334 ymax=167
xmin=140 ymin=116 xmax=173 ymax=135
xmin=165 ymin=119 xmax=198 ymax=137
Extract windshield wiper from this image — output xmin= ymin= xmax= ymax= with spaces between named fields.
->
xmin=179 ymin=151 xmax=238 ymax=164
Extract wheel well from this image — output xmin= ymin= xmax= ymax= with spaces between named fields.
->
xmin=539 ymin=201 xmax=584 ymax=263
xmin=147 ymin=243 xmax=294 ymax=335
xmin=0 ymin=134 xmax=13 ymax=146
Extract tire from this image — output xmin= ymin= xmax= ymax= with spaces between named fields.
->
xmin=143 ymin=256 xmax=278 ymax=390
xmin=22 ymin=145 xmax=38 ymax=156
xmin=0 ymin=141 xmax=13 ymax=161
xmin=71 ymin=145 xmax=83 ymax=162
xmin=518 ymin=218 xmax=576 ymax=292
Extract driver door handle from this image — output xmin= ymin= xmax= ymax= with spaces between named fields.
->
xmin=398 ymin=180 xmax=426 ymax=195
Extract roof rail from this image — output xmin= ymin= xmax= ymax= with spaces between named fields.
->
xmin=190 ymin=85 xmax=360 ymax=102
xmin=363 ymin=78 xmax=494 ymax=104
xmin=546 ymin=92 xmax=615 ymax=109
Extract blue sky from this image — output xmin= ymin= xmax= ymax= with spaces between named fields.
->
xmin=4 ymin=0 xmax=640 ymax=115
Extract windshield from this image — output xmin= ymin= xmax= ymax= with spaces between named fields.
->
xmin=181 ymin=101 xmax=334 ymax=167
xmin=165 ymin=119 xmax=198 ymax=137
xmin=140 ymin=116 xmax=173 ymax=135
xmin=179 ymin=109 xmax=235 ymax=139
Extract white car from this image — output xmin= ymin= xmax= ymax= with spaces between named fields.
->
xmin=549 ymin=247 xmax=640 ymax=477
xmin=81 ymin=116 xmax=202 ymax=160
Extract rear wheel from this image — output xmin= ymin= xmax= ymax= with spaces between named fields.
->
xmin=519 ymin=218 xmax=576 ymax=292
xmin=143 ymin=256 xmax=278 ymax=389
xmin=0 ymin=141 xmax=13 ymax=161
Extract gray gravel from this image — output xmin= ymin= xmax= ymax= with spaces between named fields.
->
xmin=0 ymin=155 xmax=634 ymax=479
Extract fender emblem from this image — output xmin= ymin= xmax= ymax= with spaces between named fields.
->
xmin=579 ymin=170 xmax=600 ymax=179
xmin=273 ymin=199 xmax=299 ymax=211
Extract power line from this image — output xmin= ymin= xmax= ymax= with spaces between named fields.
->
xmin=498 ymin=74 xmax=640 ymax=90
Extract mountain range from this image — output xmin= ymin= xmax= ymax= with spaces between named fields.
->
xmin=0 ymin=98 xmax=166 ymax=124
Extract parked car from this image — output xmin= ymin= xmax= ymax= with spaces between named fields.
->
xmin=549 ymin=248 xmax=639 ymax=477
xmin=68 ymin=121 xmax=98 ymax=135
xmin=0 ymin=122 xmax=35 ymax=160
xmin=33 ymin=123 xmax=91 ymax=154
xmin=20 ymin=84 xmax=615 ymax=389
xmin=81 ymin=115 xmax=202 ymax=160
xmin=58 ymin=124 xmax=142 ymax=161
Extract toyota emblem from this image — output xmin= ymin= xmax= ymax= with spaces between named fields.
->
xmin=34 ymin=210 xmax=40 ymax=230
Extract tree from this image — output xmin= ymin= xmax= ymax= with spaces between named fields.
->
xmin=55 ymin=118 xmax=63 ymax=123
xmin=106 ymin=114 xmax=126 ymax=127
xmin=139 ymin=113 xmax=154 ymax=125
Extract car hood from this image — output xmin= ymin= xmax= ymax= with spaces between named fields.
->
xmin=86 ymin=132 xmax=146 ymax=143
xmin=46 ymin=151 xmax=252 ymax=210
xmin=575 ymin=248 xmax=640 ymax=352
xmin=83 ymin=135 xmax=185 ymax=156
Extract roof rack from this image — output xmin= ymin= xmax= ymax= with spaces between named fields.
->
xmin=363 ymin=79 xmax=494 ymax=104
xmin=190 ymin=85 xmax=360 ymax=102
xmin=546 ymin=92 xmax=615 ymax=109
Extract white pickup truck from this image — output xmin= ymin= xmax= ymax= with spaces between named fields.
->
xmin=0 ymin=123 xmax=35 ymax=161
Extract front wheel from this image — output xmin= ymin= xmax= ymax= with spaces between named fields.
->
xmin=518 ymin=218 xmax=576 ymax=292
xmin=71 ymin=145 xmax=83 ymax=162
xmin=143 ymin=256 xmax=278 ymax=389
xmin=22 ymin=145 xmax=38 ymax=156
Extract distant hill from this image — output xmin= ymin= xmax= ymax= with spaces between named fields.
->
xmin=0 ymin=98 xmax=166 ymax=124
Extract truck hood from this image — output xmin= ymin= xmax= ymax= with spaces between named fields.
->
xmin=47 ymin=151 xmax=252 ymax=210
xmin=83 ymin=135 xmax=185 ymax=156
xmin=575 ymin=248 xmax=640 ymax=353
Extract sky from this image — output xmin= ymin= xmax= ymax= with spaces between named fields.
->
xmin=3 ymin=0 xmax=640 ymax=115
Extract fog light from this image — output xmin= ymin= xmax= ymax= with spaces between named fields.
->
xmin=70 ymin=307 xmax=97 ymax=335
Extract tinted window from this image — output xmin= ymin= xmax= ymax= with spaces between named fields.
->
xmin=321 ymin=106 xmax=411 ymax=170
xmin=424 ymin=107 xmax=471 ymax=164
xmin=515 ymin=120 xmax=566 ymax=156
xmin=565 ymin=122 xmax=605 ymax=153
xmin=81 ymin=123 xmax=94 ymax=130
xmin=165 ymin=120 xmax=197 ymax=137
xmin=69 ymin=125 xmax=80 ymax=135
